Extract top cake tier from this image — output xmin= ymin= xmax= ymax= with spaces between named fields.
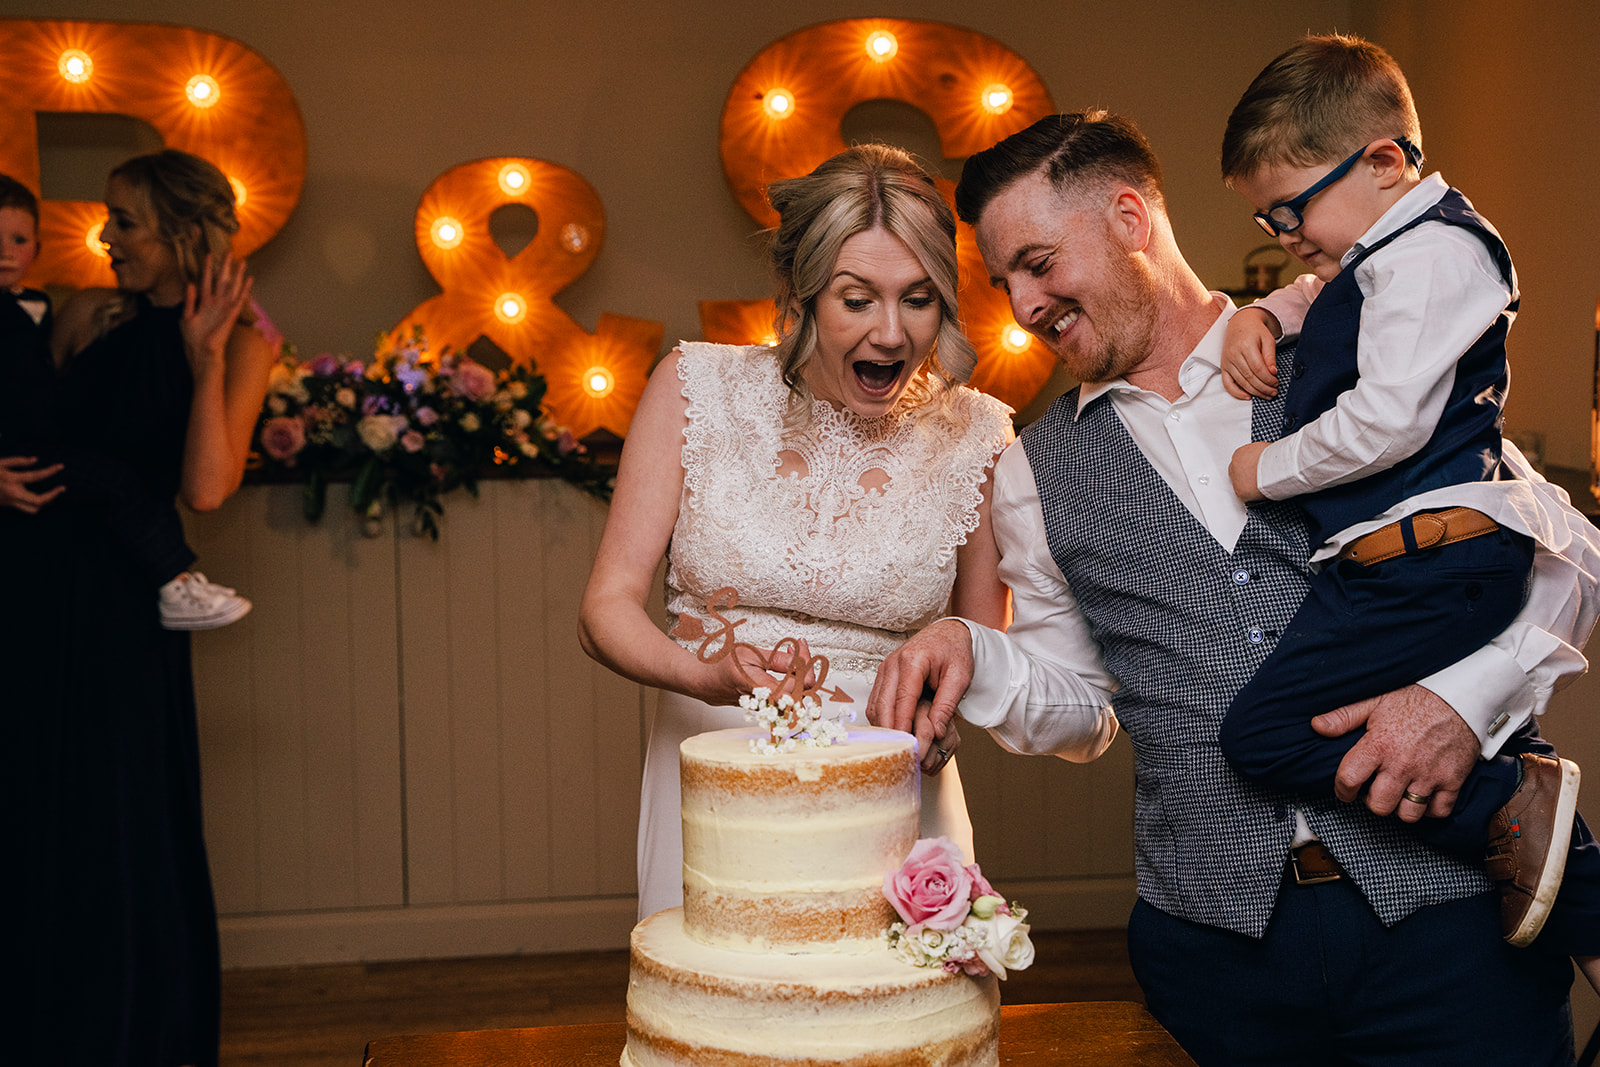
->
xmin=679 ymin=726 xmax=920 ymax=954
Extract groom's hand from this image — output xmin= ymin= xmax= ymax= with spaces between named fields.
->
xmin=867 ymin=618 xmax=975 ymax=741
xmin=1314 ymin=684 xmax=1480 ymax=822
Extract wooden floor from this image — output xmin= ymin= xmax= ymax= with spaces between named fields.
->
xmin=218 ymin=928 xmax=1140 ymax=1067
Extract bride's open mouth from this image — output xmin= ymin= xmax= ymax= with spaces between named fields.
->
xmin=857 ymin=361 xmax=908 ymax=395
xmin=853 ymin=359 xmax=905 ymax=393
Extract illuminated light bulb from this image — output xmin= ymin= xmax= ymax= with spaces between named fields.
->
xmin=559 ymin=222 xmax=589 ymax=254
xmin=85 ymin=224 xmax=109 ymax=258
xmin=186 ymin=74 xmax=221 ymax=108
xmin=761 ymin=88 xmax=795 ymax=120
xmin=497 ymin=163 xmax=531 ymax=196
xmin=865 ymin=31 xmax=898 ymax=61
xmin=228 ymin=176 xmax=248 ymax=208
xmin=58 ymin=49 xmax=92 ymax=84
xmin=1000 ymin=325 xmax=1032 ymax=353
xmin=981 ymin=83 xmax=1013 ymax=115
xmin=493 ymin=292 xmax=527 ymax=324
xmin=582 ymin=365 xmax=615 ymax=398
xmin=430 ymin=216 xmax=464 ymax=249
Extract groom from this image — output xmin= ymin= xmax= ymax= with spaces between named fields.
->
xmin=866 ymin=112 xmax=1598 ymax=1064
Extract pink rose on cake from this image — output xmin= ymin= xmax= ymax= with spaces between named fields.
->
xmin=884 ymin=837 xmax=1033 ymax=980
xmin=883 ymin=837 xmax=973 ymax=934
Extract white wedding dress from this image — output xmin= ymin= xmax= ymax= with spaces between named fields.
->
xmin=635 ymin=341 xmax=1013 ymax=920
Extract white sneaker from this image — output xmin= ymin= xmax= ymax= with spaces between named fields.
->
xmin=160 ymin=571 xmax=252 ymax=630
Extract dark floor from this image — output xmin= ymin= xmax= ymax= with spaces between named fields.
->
xmin=219 ymin=927 xmax=1140 ymax=1066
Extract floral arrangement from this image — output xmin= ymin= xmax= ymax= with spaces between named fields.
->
xmin=884 ymin=837 xmax=1034 ymax=980
xmin=247 ymin=328 xmax=613 ymax=538
xmin=740 ymin=686 xmax=856 ymax=754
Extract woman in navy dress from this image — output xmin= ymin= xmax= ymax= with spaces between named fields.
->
xmin=2 ymin=150 xmax=273 ymax=1066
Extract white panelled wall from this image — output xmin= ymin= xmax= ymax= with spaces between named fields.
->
xmin=185 ymin=480 xmax=1138 ymax=967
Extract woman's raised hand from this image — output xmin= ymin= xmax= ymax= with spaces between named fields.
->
xmin=181 ymin=252 xmax=253 ymax=376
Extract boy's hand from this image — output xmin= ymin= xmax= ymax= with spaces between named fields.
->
xmin=1229 ymin=441 xmax=1269 ymax=502
xmin=0 ymin=455 xmax=65 ymax=514
xmin=1221 ymin=307 xmax=1281 ymax=400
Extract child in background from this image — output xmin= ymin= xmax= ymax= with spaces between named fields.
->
xmin=0 ymin=174 xmax=251 ymax=629
xmin=1214 ymin=35 xmax=1598 ymax=986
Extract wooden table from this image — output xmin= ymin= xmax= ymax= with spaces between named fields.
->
xmin=363 ymin=1000 xmax=1196 ymax=1065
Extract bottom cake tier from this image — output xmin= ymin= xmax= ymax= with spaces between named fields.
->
xmin=622 ymin=907 xmax=1001 ymax=1066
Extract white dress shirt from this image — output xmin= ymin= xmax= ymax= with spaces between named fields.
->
xmin=959 ymin=293 xmax=1600 ymax=765
xmin=1252 ymin=174 xmax=1561 ymax=562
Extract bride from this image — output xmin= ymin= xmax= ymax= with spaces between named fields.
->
xmin=579 ymin=144 xmax=1013 ymax=919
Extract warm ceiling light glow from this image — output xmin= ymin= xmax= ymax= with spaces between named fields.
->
xmin=58 ymin=49 xmax=92 ymax=83
xmin=761 ymin=88 xmax=795 ymax=120
xmin=429 ymin=216 xmax=464 ymax=250
xmin=85 ymin=224 xmax=109 ymax=258
xmin=186 ymin=74 xmax=221 ymax=108
xmin=981 ymin=83 xmax=1014 ymax=115
xmin=497 ymin=163 xmax=531 ymax=196
xmin=582 ymin=365 xmax=615 ymax=398
xmin=1000 ymin=325 xmax=1032 ymax=353
xmin=228 ymin=176 xmax=248 ymax=207
xmin=493 ymin=292 xmax=527 ymax=324
xmin=865 ymin=31 xmax=898 ymax=61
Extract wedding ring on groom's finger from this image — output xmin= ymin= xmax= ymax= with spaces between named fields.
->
xmin=931 ymin=745 xmax=952 ymax=769
xmin=1402 ymin=789 xmax=1432 ymax=805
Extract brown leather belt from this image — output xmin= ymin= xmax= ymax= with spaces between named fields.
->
xmin=1288 ymin=842 xmax=1344 ymax=885
xmin=1336 ymin=507 xmax=1499 ymax=566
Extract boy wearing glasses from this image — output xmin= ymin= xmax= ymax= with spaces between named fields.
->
xmin=1215 ymin=35 xmax=1597 ymax=980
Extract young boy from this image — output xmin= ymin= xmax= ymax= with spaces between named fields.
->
xmin=1214 ymin=36 xmax=1598 ymax=977
xmin=0 ymin=174 xmax=251 ymax=629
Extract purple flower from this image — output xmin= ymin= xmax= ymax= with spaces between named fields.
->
xmin=310 ymin=353 xmax=341 ymax=377
xmin=260 ymin=415 xmax=306 ymax=462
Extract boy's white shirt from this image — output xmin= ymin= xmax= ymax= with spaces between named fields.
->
xmin=1251 ymin=173 xmax=1567 ymax=565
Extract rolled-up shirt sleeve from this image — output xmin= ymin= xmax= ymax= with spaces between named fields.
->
xmin=954 ymin=442 xmax=1120 ymax=761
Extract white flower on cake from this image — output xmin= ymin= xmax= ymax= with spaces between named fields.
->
xmin=883 ymin=836 xmax=1034 ymax=980
xmin=740 ymin=686 xmax=856 ymax=754
xmin=671 ymin=586 xmax=860 ymax=752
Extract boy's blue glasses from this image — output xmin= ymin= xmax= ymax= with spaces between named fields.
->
xmin=1252 ymin=137 xmax=1424 ymax=237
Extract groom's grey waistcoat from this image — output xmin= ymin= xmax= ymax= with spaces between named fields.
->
xmin=1018 ymin=346 xmax=1488 ymax=937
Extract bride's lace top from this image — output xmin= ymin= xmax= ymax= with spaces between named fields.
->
xmin=666 ymin=342 xmax=1012 ymax=668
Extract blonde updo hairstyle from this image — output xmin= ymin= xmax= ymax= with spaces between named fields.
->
xmin=765 ymin=144 xmax=976 ymax=423
xmin=97 ymin=149 xmax=242 ymax=334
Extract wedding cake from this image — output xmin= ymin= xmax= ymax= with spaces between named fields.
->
xmin=620 ymin=725 xmax=1002 ymax=1066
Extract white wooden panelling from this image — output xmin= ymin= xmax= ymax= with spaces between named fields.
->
xmin=184 ymin=481 xmax=1137 ymax=966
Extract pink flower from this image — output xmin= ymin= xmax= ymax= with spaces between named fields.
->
xmin=415 ymin=406 xmax=439 ymax=427
xmin=556 ymin=430 xmax=580 ymax=455
xmin=451 ymin=360 xmax=497 ymax=402
xmin=965 ymin=863 xmax=1008 ymax=914
xmin=310 ymin=353 xmax=342 ymax=377
xmin=260 ymin=415 xmax=305 ymax=462
xmin=400 ymin=430 xmax=425 ymax=453
xmin=883 ymin=837 xmax=973 ymax=934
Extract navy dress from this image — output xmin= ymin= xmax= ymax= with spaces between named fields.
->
xmin=2 ymin=296 xmax=220 ymax=1066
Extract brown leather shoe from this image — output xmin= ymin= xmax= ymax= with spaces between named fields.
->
xmin=1484 ymin=753 xmax=1581 ymax=946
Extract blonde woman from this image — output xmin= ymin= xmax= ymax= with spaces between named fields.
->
xmin=580 ymin=145 xmax=1013 ymax=920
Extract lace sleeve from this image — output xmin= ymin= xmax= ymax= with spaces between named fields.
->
xmin=930 ymin=386 xmax=1014 ymax=567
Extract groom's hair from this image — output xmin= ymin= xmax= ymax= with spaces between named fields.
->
xmin=954 ymin=110 xmax=1165 ymax=226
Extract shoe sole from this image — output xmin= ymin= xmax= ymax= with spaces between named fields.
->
xmin=1505 ymin=757 xmax=1581 ymax=947
xmin=163 ymin=598 xmax=253 ymax=631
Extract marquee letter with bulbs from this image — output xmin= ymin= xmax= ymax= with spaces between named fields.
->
xmin=705 ymin=18 xmax=1059 ymax=410
xmin=0 ymin=19 xmax=306 ymax=288
xmin=393 ymin=157 xmax=664 ymax=439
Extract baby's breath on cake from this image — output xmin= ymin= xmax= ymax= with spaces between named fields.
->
xmin=741 ymin=687 xmax=856 ymax=753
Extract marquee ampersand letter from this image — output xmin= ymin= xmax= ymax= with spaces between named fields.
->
xmin=0 ymin=19 xmax=305 ymax=289
xmin=706 ymin=18 xmax=1058 ymax=411
xmin=394 ymin=157 xmax=663 ymax=439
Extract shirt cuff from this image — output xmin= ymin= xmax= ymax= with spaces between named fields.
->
xmin=1417 ymin=642 xmax=1534 ymax=758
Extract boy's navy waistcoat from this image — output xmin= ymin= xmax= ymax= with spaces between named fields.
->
xmin=1284 ymin=187 xmax=1516 ymax=547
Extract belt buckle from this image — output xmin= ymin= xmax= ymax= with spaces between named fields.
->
xmin=1290 ymin=845 xmax=1342 ymax=886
